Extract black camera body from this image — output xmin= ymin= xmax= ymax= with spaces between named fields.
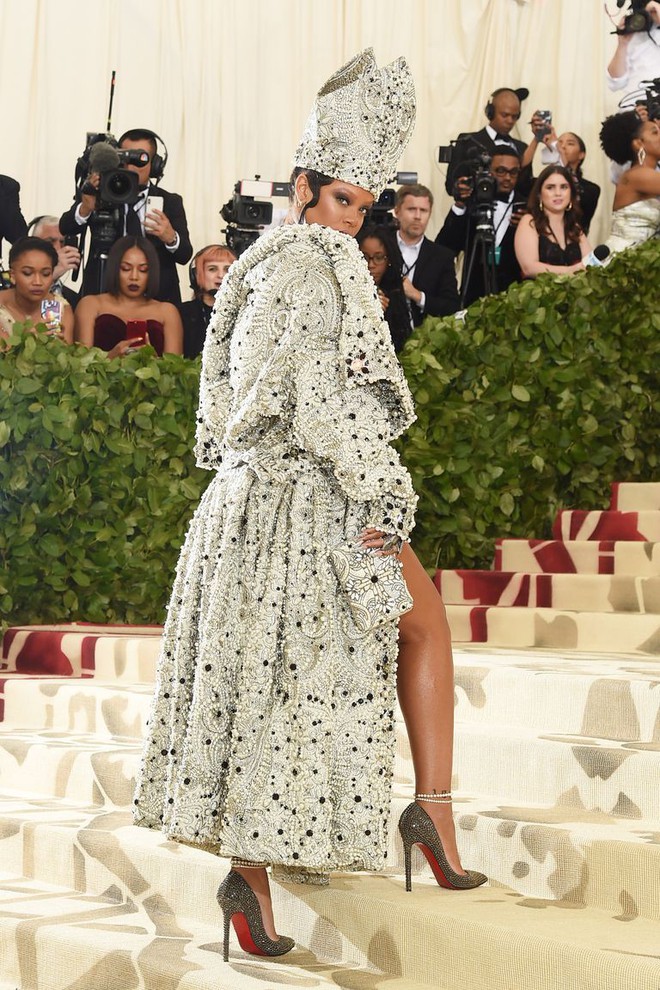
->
xmin=220 ymin=178 xmax=286 ymax=257
xmin=615 ymin=0 xmax=655 ymax=34
xmin=642 ymin=76 xmax=660 ymax=119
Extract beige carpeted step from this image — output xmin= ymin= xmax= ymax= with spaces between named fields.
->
xmin=436 ymin=570 xmax=660 ymax=612
xmin=2 ymin=788 xmax=658 ymax=924
xmin=446 ymin=604 xmax=660 ymax=654
xmin=1 ymin=624 xmax=162 ymax=678
xmin=3 ymin=649 xmax=659 ymax=742
xmin=453 ymin=649 xmax=660 ymax=740
xmin=611 ymin=482 xmax=660 ymax=512
xmin=2 ymin=866 xmax=660 ymax=990
xmin=0 ymin=870 xmax=438 ymax=990
xmin=494 ymin=539 xmax=660 ymax=576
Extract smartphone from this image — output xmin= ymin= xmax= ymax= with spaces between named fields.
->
xmin=534 ymin=110 xmax=552 ymax=140
xmin=125 ymin=319 xmax=148 ymax=349
xmin=146 ymin=195 xmax=163 ymax=214
xmin=40 ymin=298 xmax=62 ymax=333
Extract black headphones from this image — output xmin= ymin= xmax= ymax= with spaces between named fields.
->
xmin=484 ymin=87 xmax=528 ymax=121
xmin=27 ymin=215 xmax=47 ymax=236
xmin=117 ymin=128 xmax=168 ymax=183
xmin=189 ymin=245 xmax=228 ymax=292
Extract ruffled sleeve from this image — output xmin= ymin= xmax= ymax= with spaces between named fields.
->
xmin=290 ymin=226 xmax=418 ymax=540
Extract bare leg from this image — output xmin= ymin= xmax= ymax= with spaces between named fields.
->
xmin=396 ymin=543 xmax=467 ymax=875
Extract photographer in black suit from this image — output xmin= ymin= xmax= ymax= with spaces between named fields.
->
xmin=60 ymin=128 xmax=192 ymax=304
xmin=392 ymin=183 xmax=459 ymax=326
xmin=436 ymin=150 xmax=524 ymax=307
xmin=0 ymin=174 xmax=28 ymax=258
xmin=445 ymin=87 xmax=533 ymax=200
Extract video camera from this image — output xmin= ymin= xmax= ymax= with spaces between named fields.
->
xmin=641 ymin=77 xmax=660 ymax=119
xmin=72 ymin=131 xmax=151 ymax=288
xmin=75 ymin=133 xmax=149 ymax=210
xmin=439 ymin=143 xmax=497 ymax=220
xmin=614 ymin=0 xmax=657 ymax=35
xmin=220 ymin=177 xmax=289 ymax=256
xmin=366 ymin=172 xmax=419 ymax=228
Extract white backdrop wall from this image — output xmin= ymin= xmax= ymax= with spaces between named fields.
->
xmin=2 ymin=0 xmax=625 ymax=280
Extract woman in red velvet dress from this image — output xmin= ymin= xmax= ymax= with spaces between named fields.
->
xmin=74 ymin=236 xmax=183 ymax=358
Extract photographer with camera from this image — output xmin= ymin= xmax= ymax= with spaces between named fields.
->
xmin=444 ymin=87 xmax=534 ymax=201
xmin=608 ymin=2 xmax=660 ymax=112
xmin=436 ymin=150 xmax=525 ymax=308
xmin=60 ymin=128 xmax=192 ymax=305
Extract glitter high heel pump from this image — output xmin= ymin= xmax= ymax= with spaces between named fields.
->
xmin=398 ymin=796 xmax=488 ymax=892
xmin=216 ymin=868 xmax=295 ymax=962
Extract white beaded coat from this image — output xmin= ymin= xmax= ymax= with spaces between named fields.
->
xmin=133 ymin=221 xmax=418 ymax=874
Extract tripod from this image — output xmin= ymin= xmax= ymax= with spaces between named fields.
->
xmin=460 ymin=204 xmax=499 ymax=309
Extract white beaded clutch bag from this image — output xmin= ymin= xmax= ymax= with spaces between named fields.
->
xmin=329 ymin=545 xmax=413 ymax=634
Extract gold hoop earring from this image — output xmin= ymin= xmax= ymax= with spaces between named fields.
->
xmin=638 ymin=147 xmax=646 ymax=166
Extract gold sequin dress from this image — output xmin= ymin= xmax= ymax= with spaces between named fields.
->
xmin=133 ymin=222 xmax=417 ymax=873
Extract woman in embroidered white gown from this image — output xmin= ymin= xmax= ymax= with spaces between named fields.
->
xmin=133 ymin=50 xmax=485 ymax=960
xmin=600 ymin=111 xmax=660 ymax=255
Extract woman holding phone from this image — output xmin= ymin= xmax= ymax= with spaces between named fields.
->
xmin=74 ymin=235 xmax=183 ymax=358
xmin=0 ymin=236 xmax=73 ymax=345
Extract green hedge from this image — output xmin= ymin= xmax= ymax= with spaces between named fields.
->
xmin=1 ymin=239 xmax=658 ymax=626
xmin=396 ymin=238 xmax=660 ymax=570
xmin=0 ymin=337 xmax=208 ymax=625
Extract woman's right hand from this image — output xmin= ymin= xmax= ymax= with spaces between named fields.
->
xmin=377 ymin=288 xmax=390 ymax=312
xmin=107 ymin=334 xmax=147 ymax=359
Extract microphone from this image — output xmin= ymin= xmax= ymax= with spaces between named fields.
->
xmin=88 ymin=141 xmax=120 ymax=173
xmin=582 ymin=244 xmax=610 ymax=267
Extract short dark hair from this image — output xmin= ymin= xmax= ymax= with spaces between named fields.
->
xmin=395 ymin=183 xmax=433 ymax=208
xmin=119 ymin=128 xmax=157 ymax=158
xmin=9 ymin=236 xmax=58 ymax=270
xmin=490 ymin=148 xmax=522 ymax=164
xmin=599 ymin=111 xmax=644 ymax=166
xmin=104 ymin=236 xmax=160 ymax=298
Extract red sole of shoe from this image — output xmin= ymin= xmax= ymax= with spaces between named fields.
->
xmin=231 ymin=912 xmax=269 ymax=956
xmin=417 ymin=842 xmax=468 ymax=889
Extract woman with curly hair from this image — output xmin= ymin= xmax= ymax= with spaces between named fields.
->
xmin=514 ymin=164 xmax=591 ymax=278
xmin=599 ymin=111 xmax=660 ymax=254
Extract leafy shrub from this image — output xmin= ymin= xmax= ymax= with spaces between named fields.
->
xmin=0 ymin=336 xmax=208 ymax=625
xmin=396 ymin=238 xmax=660 ymax=569
xmin=1 ymin=240 xmax=658 ymax=625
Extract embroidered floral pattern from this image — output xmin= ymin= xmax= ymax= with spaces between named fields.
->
xmin=133 ymin=223 xmax=418 ymax=872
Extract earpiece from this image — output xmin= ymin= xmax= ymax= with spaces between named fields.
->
xmin=485 ymin=87 xmax=525 ymax=122
xmin=189 ymin=245 xmax=227 ymax=292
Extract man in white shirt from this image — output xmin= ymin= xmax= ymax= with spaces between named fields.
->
xmin=392 ymin=183 xmax=459 ymax=326
xmin=607 ymin=2 xmax=660 ymax=111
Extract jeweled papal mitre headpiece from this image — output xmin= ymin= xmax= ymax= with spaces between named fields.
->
xmin=293 ymin=48 xmax=416 ymax=199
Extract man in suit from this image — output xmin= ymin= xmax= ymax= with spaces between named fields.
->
xmin=0 ymin=174 xmax=28 ymax=260
xmin=59 ymin=128 xmax=192 ymax=304
xmin=30 ymin=215 xmax=81 ymax=310
xmin=436 ymin=150 xmax=525 ymax=308
xmin=445 ymin=87 xmax=532 ymax=200
xmin=392 ymin=183 xmax=459 ymax=326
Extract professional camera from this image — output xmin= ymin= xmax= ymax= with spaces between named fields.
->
xmin=614 ymin=0 xmax=656 ymax=34
xmin=642 ymin=77 xmax=660 ymax=119
xmin=220 ymin=177 xmax=289 ymax=256
xmin=72 ymin=132 xmax=150 ymax=289
xmin=367 ymin=172 xmax=419 ymax=228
